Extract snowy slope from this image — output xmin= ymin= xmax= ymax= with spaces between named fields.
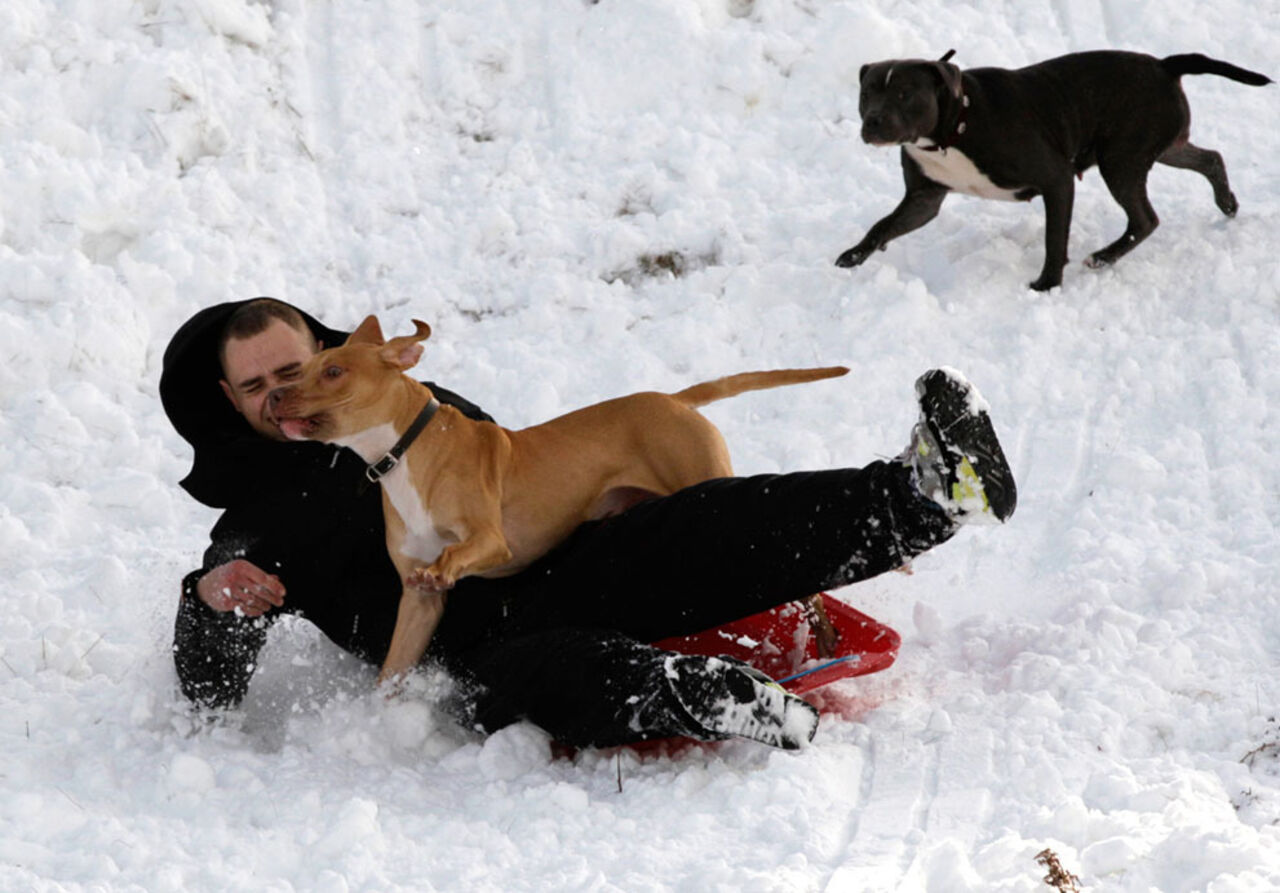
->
xmin=1 ymin=0 xmax=1277 ymax=890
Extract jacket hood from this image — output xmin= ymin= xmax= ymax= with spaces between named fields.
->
xmin=160 ymin=298 xmax=351 ymax=508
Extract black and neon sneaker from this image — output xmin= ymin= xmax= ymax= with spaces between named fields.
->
xmin=907 ymin=367 xmax=1017 ymax=524
xmin=663 ymin=655 xmax=819 ymax=750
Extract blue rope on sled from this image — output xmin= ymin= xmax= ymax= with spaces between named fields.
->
xmin=776 ymin=653 xmax=862 ymax=685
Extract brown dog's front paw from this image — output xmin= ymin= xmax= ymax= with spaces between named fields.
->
xmin=406 ymin=566 xmax=452 ymax=592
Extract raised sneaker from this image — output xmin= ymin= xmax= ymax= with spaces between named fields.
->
xmin=907 ymin=367 xmax=1017 ymax=523
xmin=663 ymin=654 xmax=819 ymax=750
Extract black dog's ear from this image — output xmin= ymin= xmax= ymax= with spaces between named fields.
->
xmin=931 ymin=60 xmax=962 ymax=98
xmin=859 ymin=63 xmax=870 ymax=84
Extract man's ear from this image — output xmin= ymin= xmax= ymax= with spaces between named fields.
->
xmin=348 ymin=315 xmax=385 ymax=346
xmin=379 ymin=319 xmax=432 ymax=371
xmin=219 ymin=379 xmax=238 ymax=409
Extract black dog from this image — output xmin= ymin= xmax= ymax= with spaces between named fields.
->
xmin=836 ymin=51 xmax=1271 ymax=290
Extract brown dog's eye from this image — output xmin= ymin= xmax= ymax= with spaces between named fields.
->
xmin=324 ymin=365 xmax=343 ymax=379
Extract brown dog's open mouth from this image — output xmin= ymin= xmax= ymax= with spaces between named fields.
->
xmin=277 ymin=414 xmax=326 ymax=441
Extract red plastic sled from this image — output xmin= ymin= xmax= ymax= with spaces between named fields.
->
xmin=550 ymin=595 xmax=900 ymax=757
xmin=652 ymin=592 xmax=900 ymax=695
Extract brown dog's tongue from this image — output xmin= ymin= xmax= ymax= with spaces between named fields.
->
xmin=278 ymin=417 xmax=316 ymax=441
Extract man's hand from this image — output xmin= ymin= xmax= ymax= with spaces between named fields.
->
xmin=196 ymin=559 xmax=286 ymax=617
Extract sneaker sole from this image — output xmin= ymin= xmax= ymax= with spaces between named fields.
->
xmin=666 ymin=656 xmax=819 ymax=750
xmin=915 ymin=368 xmax=1017 ymax=522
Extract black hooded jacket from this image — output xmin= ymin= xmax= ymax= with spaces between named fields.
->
xmin=161 ymin=299 xmax=492 ymax=708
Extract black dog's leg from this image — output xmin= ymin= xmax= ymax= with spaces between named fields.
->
xmin=835 ymin=181 xmax=949 ymax=268
xmin=1029 ymin=179 xmax=1075 ymax=291
xmin=1087 ymin=157 xmax=1159 ymax=270
xmin=1158 ymin=142 xmax=1238 ymax=217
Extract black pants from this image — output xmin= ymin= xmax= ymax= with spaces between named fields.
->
xmin=431 ymin=462 xmax=955 ymax=747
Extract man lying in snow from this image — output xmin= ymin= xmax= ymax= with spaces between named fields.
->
xmin=161 ymin=298 xmax=1016 ymax=749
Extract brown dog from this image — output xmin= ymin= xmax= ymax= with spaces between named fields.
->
xmin=269 ymin=316 xmax=848 ymax=684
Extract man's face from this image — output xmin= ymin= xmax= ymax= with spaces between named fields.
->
xmin=219 ymin=319 xmax=320 ymax=441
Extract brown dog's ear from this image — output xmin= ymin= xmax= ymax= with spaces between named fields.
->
xmin=931 ymin=60 xmax=962 ymax=99
xmin=349 ymin=315 xmax=386 ymax=346
xmin=378 ymin=320 xmax=432 ymax=371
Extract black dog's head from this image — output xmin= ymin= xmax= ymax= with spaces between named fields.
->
xmin=858 ymin=55 xmax=963 ymax=146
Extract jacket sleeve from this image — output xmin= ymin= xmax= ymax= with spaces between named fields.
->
xmin=171 ymin=495 xmax=299 ymax=710
xmin=173 ymin=567 xmax=273 ymax=709
xmin=172 ymin=459 xmax=399 ymax=708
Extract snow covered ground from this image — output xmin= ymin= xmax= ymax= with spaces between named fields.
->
xmin=1 ymin=0 xmax=1277 ymax=889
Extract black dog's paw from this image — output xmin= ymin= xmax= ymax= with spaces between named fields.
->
xmin=835 ymin=244 xmax=874 ymax=268
xmin=1029 ymin=273 xmax=1063 ymax=291
xmin=1218 ymin=190 xmax=1239 ymax=218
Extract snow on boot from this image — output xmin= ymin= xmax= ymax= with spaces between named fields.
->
xmin=905 ymin=367 xmax=1017 ymax=524
xmin=663 ymin=654 xmax=819 ymax=750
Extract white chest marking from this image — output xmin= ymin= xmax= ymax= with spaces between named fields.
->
xmin=381 ymin=457 xmax=452 ymax=564
xmin=335 ymin=424 xmax=450 ymax=564
xmin=906 ymin=144 xmax=1022 ymax=201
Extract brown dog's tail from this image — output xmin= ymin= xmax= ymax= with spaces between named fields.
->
xmin=1162 ymin=54 xmax=1272 ymax=86
xmin=672 ymin=366 xmax=849 ymax=408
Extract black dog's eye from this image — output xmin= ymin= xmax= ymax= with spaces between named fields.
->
xmin=897 ymin=89 xmax=909 ymax=101
xmin=324 ymin=365 xmax=343 ymax=379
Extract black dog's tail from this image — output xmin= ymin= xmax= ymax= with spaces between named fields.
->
xmin=1162 ymin=54 xmax=1272 ymax=86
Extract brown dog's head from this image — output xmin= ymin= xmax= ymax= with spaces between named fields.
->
xmin=857 ymin=55 xmax=962 ymax=146
xmin=268 ymin=315 xmax=432 ymax=443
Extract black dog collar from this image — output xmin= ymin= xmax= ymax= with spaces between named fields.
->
xmin=364 ymin=397 xmax=440 ymax=485
xmin=918 ymin=94 xmax=970 ymax=153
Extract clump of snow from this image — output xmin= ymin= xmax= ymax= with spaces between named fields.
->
xmin=1 ymin=0 xmax=1277 ymax=889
